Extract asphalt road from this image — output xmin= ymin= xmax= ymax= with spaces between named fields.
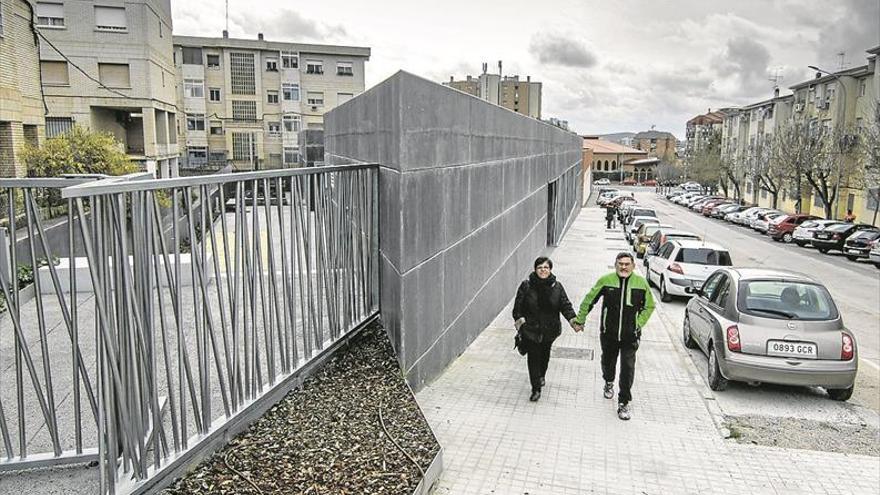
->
xmin=617 ymin=186 xmax=880 ymax=418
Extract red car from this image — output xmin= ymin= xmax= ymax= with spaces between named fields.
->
xmin=643 ymin=179 xmax=657 ymax=187
xmin=622 ymin=179 xmax=637 ymax=186
xmin=768 ymin=214 xmax=820 ymax=243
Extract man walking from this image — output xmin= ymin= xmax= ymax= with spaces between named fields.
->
xmin=573 ymin=252 xmax=655 ymax=420
xmin=605 ymin=204 xmax=616 ymax=229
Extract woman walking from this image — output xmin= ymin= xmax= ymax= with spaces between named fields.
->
xmin=513 ymin=257 xmax=579 ymax=402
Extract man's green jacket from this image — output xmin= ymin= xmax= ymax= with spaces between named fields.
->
xmin=574 ymin=272 xmax=655 ymax=343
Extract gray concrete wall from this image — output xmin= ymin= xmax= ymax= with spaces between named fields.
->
xmin=325 ymin=71 xmax=582 ymax=389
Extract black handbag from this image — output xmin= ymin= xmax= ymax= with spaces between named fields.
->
xmin=514 ymin=330 xmax=527 ymax=356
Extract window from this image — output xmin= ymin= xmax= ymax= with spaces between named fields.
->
xmin=282 ymin=51 xmax=298 ymax=68
xmin=267 ymin=90 xmax=279 ymax=104
xmin=283 ymin=115 xmax=301 ymax=132
xmin=282 ymin=83 xmax=299 ymax=101
xmin=181 ymin=47 xmax=203 ymax=65
xmin=306 ymin=91 xmax=324 ymax=106
xmin=206 ymin=54 xmax=220 ymax=69
xmin=209 ymin=151 xmax=227 ymax=166
xmin=40 ymin=61 xmax=69 ymax=85
xmin=187 ymin=146 xmax=208 ymax=166
xmin=709 ymin=275 xmax=730 ymax=307
xmin=337 ymin=92 xmax=353 ymax=105
xmin=231 ymin=100 xmax=257 ymax=121
xmin=738 ymin=280 xmax=838 ymax=320
xmin=186 ymin=114 xmax=205 ymax=131
xmin=336 ymin=62 xmax=353 ymax=76
xmin=701 ymin=273 xmax=724 ymax=300
xmin=230 ymin=52 xmax=256 ymax=95
xmin=209 ymin=87 xmax=221 ymax=102
xmin=45 ymin=117 xmax=74 ymax=138
xmin=867 ymin=188 xmax=880 ymax=211
xmin=36 ymin=2 xmax=65 ymax=27
xmin=94 ymin=6 xmax=126 ymax=31
xmin=283 ymin=146 xmax=300 ymax=165
xmin=98 ymin=63 xmax=130 ymax=88
xmin=265 ymin=57 xmax=278 ymax=72
xmin=232 ymin=132 xmax=255 ymax=161
xmin=859 ymin=79 xmax=867 ymax=97
xmin=306 ymin=59 xmax=323 ymax=74
xmin=209 ymin=121 xmax=223 ymax=135
xmin=183 ymin=78 xmax=204 ymax=98
xmin=675 ymin=248 xmax=732 ymax=266
xmin=268 ymin=122 xmax=281 ymax=136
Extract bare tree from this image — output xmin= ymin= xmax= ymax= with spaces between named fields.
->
xmin=770 ymin=118 xmax=832 ymax=216
xmin=655 ymin=161 xmax=682 ymax=184
xmin=751 ymin=138 xmax=784 ymax=208
xmin=688 ymin=129 xmax=723 ymax=191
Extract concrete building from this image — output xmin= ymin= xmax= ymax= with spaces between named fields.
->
xmin=583 ymin=136 xmax=656 ymax=182
xmin=173 ymin=33 xmax=370 ymax=171
xmin=685 ymin=109 xmax=731 ymax=158
xmin=0 ymin=0 xmax=45 ymax=178
xmin=35 ymin=0 xmax=179 ymax=177
xmin=444 ymin=62 xmax=542 ymax=119
xmin=632 ymin=130 xmax=677 ymax=162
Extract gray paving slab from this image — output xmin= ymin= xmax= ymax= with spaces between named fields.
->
xmin=416 ymin=204 xmax=880 ymax=495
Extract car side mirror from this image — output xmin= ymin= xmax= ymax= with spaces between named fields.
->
xmin=684 ymin=286 xmax=701 ymax=296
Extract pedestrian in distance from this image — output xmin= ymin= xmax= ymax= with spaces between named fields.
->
xmin=844 ymin=209 xmax=856 ymax=223
xmin=572 ymin=252 xmax=655 ymax=420
xmin=513 ymin=257 xmax=580 ymax=402
xmin=605 ymin=204 xmax=616 ymax=229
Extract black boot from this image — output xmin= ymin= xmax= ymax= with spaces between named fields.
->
xmin=529 ymin=389 xmax=541 ymax=402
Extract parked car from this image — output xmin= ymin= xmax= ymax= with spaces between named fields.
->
xmin=682 ymin=183 xmax=703 ymax=192
xmin=644 ymin=229 xmax=703 ymax=268
xmin=621 ymin=206 xmax=657 ymax=227
xmin=751 ymin=211 xmax=784 ymax=232
xmin=734 ymin=207 xmax=771 ymax=226
xmin=715 ymin=204 xmax=745 ymax=220
xmin=646 ymin=239 xmax=732 ymax=302
xmin=675 ymin=192 xmax=703 ymax=205
xmin=595 ymin=178 xmax=611 ymax=185
xmin=622 ymin=178 xmax=637 ymax=186
xmin=812 ymin=223 xmax=878 ymax=254
xmin=869 ymin=241 xmax=880 ymax=269
xmin=702 ymin=200 xmax=734 ymax=217
xmin=626 ymin=216 xmax=661 ymax=243
xmin=666 ymin=190 xmax=686 ymax=200
xmin=690 ymin=197 xmax=720 ymax=211
xmin=642 ymin=179 xmax=657 ymax=187
xmin=842 ymin=229 xmax=880 ymax=261
xmin=793 ymin=220 xmax=842 ymax=247
xmin=766 ymin=214 xmax=820 ymax=243
xmin=633 ymin=223 xmax=673 ymax=258
xmin=682 ymin=268 xmax=857 ymax=400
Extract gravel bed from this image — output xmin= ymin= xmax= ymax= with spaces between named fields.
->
xmin=163 ymin=322 xmax=440 ymax=494
xmin=726 ymin=415 xmax=880 ymax=457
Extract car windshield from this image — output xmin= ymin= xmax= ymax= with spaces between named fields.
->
xmin=675 ymin=248 xmax=732 ymax=266
xmin=825 ymin=224 xmax=853 ymax=232
xmin=851 ymin=230 xmax=880 ymax=240
xmin=738 ymin=280 xmax=838 ymax=320
xmin=668 ymin=234 xmax=701 ymax=241
xmin=632 ymin=209 xmax=656 ymax=217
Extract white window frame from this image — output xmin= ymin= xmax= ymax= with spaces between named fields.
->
xmin=208 ymin=87 xmax=221 ymax=102
xmin=186 ymin=113 xmax=206 ymax=131
xmin=36 ymin=2 xmax=65 ymax=28
xmin=268 ymin=122 xmax=281 ymax=136
xmin=266 ymin=57 xmax=278 ymax=72
xmin=337 ymin=92 xmax=354 ymax=105
xmin=306 ymin=59 xmax=323 ymax=75
xmin=282 ymin=51 xmax=298 ymax=69
xmin=282 ymin=83 xmax=300 ymax=101
xmin=283 ymin=146 xmax=300 ymax=165
xmin=206 ymin=54 xmax=221 ymax=69
xmin=267 ymin=90 xmax=279 ymax=104
xmin=209 ymin=121 xmax=223 ymax=135
xmin=306 ymin=92 xmax=324 ymax=106
xmin=283 ymin=115 xmax=301 ymax=133
xmin=336 ymin=62 xmax=353 ymax=76
xmin=94 ymin=5 xmax=127 ymax=32
xmin=184 ymin=78 xmax=204 ymax=99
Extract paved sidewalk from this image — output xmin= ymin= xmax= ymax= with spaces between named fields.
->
xmin=416 ymin=204 xmax=880 ymax=495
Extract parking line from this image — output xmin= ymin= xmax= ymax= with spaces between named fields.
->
xmin=861 ymin=358 xmax=880 ymax=371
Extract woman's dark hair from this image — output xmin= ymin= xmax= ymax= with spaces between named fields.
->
xmin=534 ymin=257 xmax=553 ymax=270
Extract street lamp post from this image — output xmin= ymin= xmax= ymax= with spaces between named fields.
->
xmin=808 ymin=65 xmax=848 ymax=219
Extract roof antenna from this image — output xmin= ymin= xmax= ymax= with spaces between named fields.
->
xmin=225 ymin=0 xmax=229 ymax=34
xmin=767 ymin=67 xmax=783 ymax=91
xmin=836 ymin=51 xmax=847 ymax=70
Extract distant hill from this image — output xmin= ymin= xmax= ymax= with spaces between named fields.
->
xmin=598 ymin=132 xmax=635 ymax=143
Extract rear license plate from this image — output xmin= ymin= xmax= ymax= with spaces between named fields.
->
xmin=767 ymin=340 xmax=817 ymax=359
xmin=847 ymin=249 xmax=861 ymax=254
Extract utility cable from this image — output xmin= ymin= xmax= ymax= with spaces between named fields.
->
xmin=377 ymin=401 xmax=426 ymax=482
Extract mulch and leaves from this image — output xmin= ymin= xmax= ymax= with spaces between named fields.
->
xmin=726 ymin=415 xmax=880 ymax=457
xmin=163 ymin=322 xmax=440 ymax=494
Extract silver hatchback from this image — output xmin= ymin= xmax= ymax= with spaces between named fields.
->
xmin=682 ymin=268 xmax=857 ymax=401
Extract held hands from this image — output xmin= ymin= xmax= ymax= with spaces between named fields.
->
xmin=514 ymin=317 xmax=525 ymax=331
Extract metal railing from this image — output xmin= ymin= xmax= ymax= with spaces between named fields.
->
xmin=0 ymin=164 xmax=379 ymax=493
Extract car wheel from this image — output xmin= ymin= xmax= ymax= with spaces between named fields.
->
xmin=660 ymin=277 xmax=673 ymax=302
xmin=794 ymin=240 xmax=805 ymax=247
xmin=707 ymin=345 xmax=728 ymax=391
xmin=636 ymin=250 xmax=644 ymax=259
xmin=782 ymin=233 xmax=793 ymax=243
xmin=682 ymin=314 xmax=697 ymax=349
xmin=846 ymin=255 xmax=858 ymax=262
xmin=818 ymin=248 xmax=829 ymax=254
xmin=827 ymin=386 xmax=853 ymax=401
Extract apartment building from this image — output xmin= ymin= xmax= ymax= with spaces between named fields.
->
xmin=35 ymin=0 xmax=179 ymax=177
xmin=444 ymin=62 xmax=542 ymax=119
xmin=0 ymin=0 xmax=45 ymax=177
xmin=685 ymin=109 xmax=730 ymax=158
xmin=173 ymin=33 xmax=369 ymax=171
xmin=632 ymin=130 xmax=677 ymax=162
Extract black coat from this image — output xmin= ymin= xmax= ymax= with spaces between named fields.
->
xmin=512 ymin=273 xmax=576 ymax=343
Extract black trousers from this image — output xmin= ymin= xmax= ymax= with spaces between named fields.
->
xmin=606 ymin=217 xmax=614 ymax=229
xmin=526 ymin=339 xmax=553 ymax=392
xmin=600 ymin=336 xmax=638 ymax=404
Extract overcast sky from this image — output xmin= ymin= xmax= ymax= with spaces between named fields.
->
xmin=172 ymin=0 xmax=880 ymax=139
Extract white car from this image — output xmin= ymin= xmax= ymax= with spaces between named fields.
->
xmin=728 ymin=206 xmax=764 ymax=225
xmin=754 ymin=212 xmax=786 ymax=234
xmin=595 ymin=178 xmax=611 ymax=185
xmin=646 ymin=239 xmax=733 ymax=302
xmin=793 ymin=219 xmax=841 ymax=247
xmin=626 ymin=216 xmax=661 ymax=243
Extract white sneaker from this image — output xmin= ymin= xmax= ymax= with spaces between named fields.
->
xmin=617 ymin=402 xmax=631 ymax=421
xmin=603 ymin=382 xmax=614 ymax=399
